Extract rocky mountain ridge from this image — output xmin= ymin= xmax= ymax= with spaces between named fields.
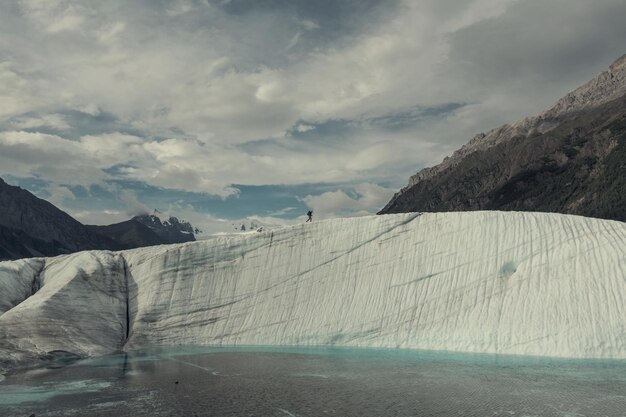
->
xmin=0 ymin=178 xmax=121 ymax=259
xmin=380 ymin=54 xmax=626 ymax=219
xmin=0 ymin=178 xmax=197 ymax=260
xmin=133 ymin=214 xmax=196 ymax=244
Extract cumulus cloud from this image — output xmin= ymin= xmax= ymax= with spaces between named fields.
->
xmin=0 ymin=63 xmax=45 ymax=120
xmin=71 ymin=209 xmax=129 ymax=226
xmin=1 ymin=0 xmax=625 ymax=223
xmin=302 ymin=183 xmax=396 ymax=219
xmin=45 ymin=184 xmax=76 ymax=207
xmin=10 ymin=114 xmax=70 ymax=131
xmin=119 ymin=189 xmax=150 ymax=217
xmin=19 ymin=0 xmax=91 ymax=34
xmin=0 ymin=130 xmax=149 ymax=185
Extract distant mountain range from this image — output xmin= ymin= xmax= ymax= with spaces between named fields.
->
xmin=86 ymin=214 xmax=196 ymax=250
xmin=380 ymin=54 xmax=626 ymax=222
xmin=0 ymin=177 xmax=196 ymax=261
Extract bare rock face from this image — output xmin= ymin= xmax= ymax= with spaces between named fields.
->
xmin=132 ymin=214 xmax=196 ymax=244
xmin=380 ymin=55 xmax=626 ymax=220
xmin=0 ymin=179 xmax=197 ymax=261
xmin=0 ymin=179 xmax=120 ymax=259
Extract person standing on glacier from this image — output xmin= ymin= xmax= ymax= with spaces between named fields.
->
xmin=306 ymin=210 xmax=313 ymax=222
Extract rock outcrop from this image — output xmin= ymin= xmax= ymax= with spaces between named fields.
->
xmin=380 ymin=55 xmax=626 ymax=220
xmin=0 ymin=178 xmax=121 ymax=259
xmin=0 ymin=177 xmax=197 ymax=261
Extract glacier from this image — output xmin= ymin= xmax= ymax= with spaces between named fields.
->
xmin=1 ymin=211 xmax=625 ymax=370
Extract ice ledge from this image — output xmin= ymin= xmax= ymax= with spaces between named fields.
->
xmin=1 ymin=211 xmax=625 ymax=371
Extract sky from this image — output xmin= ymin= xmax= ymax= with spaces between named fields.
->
xmin=1 ymin=0 xmax=626 ymax=235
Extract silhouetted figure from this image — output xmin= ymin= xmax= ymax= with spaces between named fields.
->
xmin=306 ymin=211 xmax=313 ymax=222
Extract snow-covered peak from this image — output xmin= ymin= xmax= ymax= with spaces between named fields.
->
xmin=132 ymin=213 xmax=196 ymax=244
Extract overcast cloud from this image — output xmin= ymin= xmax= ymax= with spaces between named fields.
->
xmin=1 ymin=0 xmax=625 ymax=233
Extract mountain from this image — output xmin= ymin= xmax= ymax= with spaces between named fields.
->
xmin=0 ymin=177 xmax=197 ymax=260
xmin=0 ymin=178 xmax=121 ymax=259
xmin=85 ymin=218 xmax=164 ymax=250
xmin=85 ymin=214 xmax=195 ymax=250
xmin=1 ymin=212 xmax=625 ymax=371
xmin=132 ymin=214 xmax=196 ymax=244
xmin=0 ymin=225 xmax=71 ymax=261
xmin=380 ymin=54 xmax=626 ymax=220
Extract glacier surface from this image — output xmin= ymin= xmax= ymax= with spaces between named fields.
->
xmin=1 ymin=211 xmax=625 ymax=369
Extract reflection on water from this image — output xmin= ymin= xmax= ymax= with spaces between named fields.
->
xmin=0 ymin=379 xmax=111 ymax=406
xmin=0 ymin=346 xmax=625 ymax=416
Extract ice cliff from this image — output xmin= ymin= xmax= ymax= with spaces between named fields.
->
xmin=1 ymin=212 xmax=625 ymax=370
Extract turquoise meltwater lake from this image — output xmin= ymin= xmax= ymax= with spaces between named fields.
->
xmin=0 ymin=347 xmax=625 ymax=416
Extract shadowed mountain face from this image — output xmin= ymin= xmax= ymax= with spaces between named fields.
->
xmin=0 ymin=224 xmax=71 ymax=261
xmin=133 ymin=214 xmax=196 ymax=244
xmin=0 ymin=179 xmax=196 ymax=261
xmin=85 ymin=219 xmax=164 ymax=250
xmin=380 ymin=55 xmax=626 ymax=221
xmin=86 ymin=214 xmax=195 ymax=250
xmin=0 ymin=178 xmax=121 ymax=259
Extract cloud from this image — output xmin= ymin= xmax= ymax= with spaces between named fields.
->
xmin=0 ymin=63 xmax=45 ymax=120
xmin=2 ymin=0 xmax=626 ymax=225
xmin=439 ymin=0 xmax=626 ymax=134
xmin=45 ymin=184 xmax=76 ymax=207
xmin=19 ymin=0 xmax=91 ymax=34
xmin=283 ymin=31 xmax=303 ymax=52
xmin=71 ymin=209 xmax=129 ymax=226
xmin=9 ymin=114 xmax=70 ymax=131
xmin=302 ymin=183 xmax=396 ymax=218
xmin=299 ymin=19 xmax=319 ymax=31
xmin=119 ymin=189 xmax=150 ymax=217
xmin=0 ymin=131 xmax=148 ymax=186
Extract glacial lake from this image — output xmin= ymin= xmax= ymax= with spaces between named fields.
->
xmin=0 ymin=346 xmax=625 ymax=417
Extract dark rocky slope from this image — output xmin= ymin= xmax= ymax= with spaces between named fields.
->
xmin=86 ymin=214 xmax=195 ymax=249
xmin=0 ymin=178 xmax=197 ymax=260
xmin=380 ymin=55 xmax=626 ymax=221
xmin=85 ymin=219 xmax=164 ymax=250
xmin=132 ymin=214 xmax=196 ymax=244
xmin=0 ymin=178 xmax=121 ymax=259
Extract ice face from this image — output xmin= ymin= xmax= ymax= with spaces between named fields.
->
xmin=0 ymin=258 xmax=44 ymax=314
xmin=1 ymin=211 xmax=626 ymax=370
xmin=0 ymin=251 xmax=128 ymax=368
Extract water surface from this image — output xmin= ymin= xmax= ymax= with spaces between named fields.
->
xmin=0 ymin=347 xmax=624 ymax=416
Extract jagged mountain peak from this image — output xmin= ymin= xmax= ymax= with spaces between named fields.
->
xmin=609 ymin=53 xmax=626 ymax=70
xmin=380 ymin=54 xmax=626 ymax=219
xmin=398 ymin=54 xmax=626 ymax=192
xmin=132 ymin=213 xmax=195 ymax=244
xmin=545 ymin=53 xmax=626 ymax=118
xmin=0 ymin=177 xmax=120 ymax=258
xmin=0 ymin=177 xmax=200 ymax=260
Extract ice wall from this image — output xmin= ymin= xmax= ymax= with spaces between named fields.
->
xmin=1 ymin=212 xmax=625 ymax=369
xmin=0 ymin=252 xmax=128 ymax=368
xmin=0 ymin=258 xmax=43 ymax=314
